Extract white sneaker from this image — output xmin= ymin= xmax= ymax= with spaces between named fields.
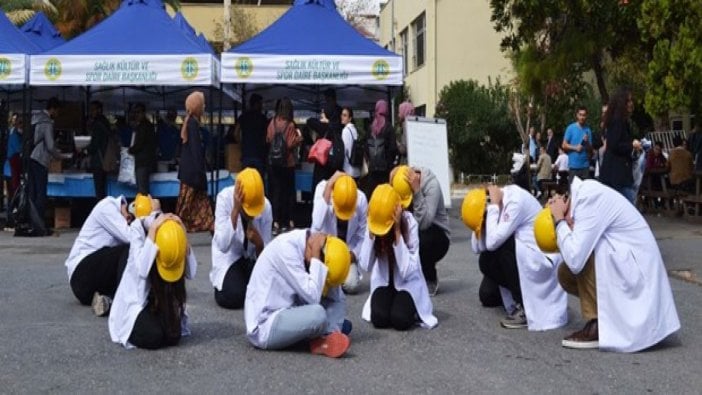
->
xmin=91 ymin=292 xmax=112 ymax=317
xmin=341 ymin=263 xmax=360 ymax=294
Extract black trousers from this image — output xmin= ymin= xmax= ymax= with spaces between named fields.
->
xmin=128 ymin=306 xmax=181 ymax=350
xmin=28 ymin=160 xmax=48 ymax=226
xmin=135 ymin=166 xmax=151 ymax=195
xmin=214 ymin=257 xmax=255 ymax=309
xmin=418 ymin=225 xmax=450 ymax=282
xmin=92 ymin=168 xmax=107 ymax=200
xmin=477 ymin=234 xmax=522 ymax=305
xmin=70 ymin=244 xmax=130 ymax=305
xmin=370 ymin=286 xmax=418 ymax=331
xmin=364 ymin=170 xmax=389 ymax=199
xmin=269 ymin=166 xmax=295 ymax=226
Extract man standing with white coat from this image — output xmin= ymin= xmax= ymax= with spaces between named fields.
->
xmin=542 ymin=177 xmax=680 ymax=352
xmin=311 ymin=172 xmax=367 ymax=294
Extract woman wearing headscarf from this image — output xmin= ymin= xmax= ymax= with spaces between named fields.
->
xmin=176 ymin=91 xmax=214 ymax=232
xmin=365 ymin=100 xmax=398 ymax=197
xmin=396 ymin=101 xmax=415 ymax=164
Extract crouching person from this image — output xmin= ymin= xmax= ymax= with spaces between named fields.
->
xmin=245 ymin=230 xmax=353 ymax=358
xmin=537 ymin=177 xmax=680 ymax=352
xmin=211 ymin=168 xmax=272 ymax=309
xmin=109 ymin=214 xmax=197 ymax=350
xmin=65 ymin=194 xmax=156 ymax=316
xmin=360 ymin=184 xmax=437 ymax=330
xmin=311 ymin=171 xmax=368 ymax=294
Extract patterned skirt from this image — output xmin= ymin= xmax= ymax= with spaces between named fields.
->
xmin=176 ymin=183 xmax=214 ymax=233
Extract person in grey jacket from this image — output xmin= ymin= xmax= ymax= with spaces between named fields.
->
xmin=391 ymin=166 xmax=450 ymax=296
xmin=29 ymin=97 xmax=63 ymax=227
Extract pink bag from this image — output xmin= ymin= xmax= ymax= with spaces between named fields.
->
xmin=307 ymin=138 xmax=332 ymax=166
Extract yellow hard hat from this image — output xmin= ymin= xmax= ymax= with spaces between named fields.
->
xmin=391 ymin=165 xmax=413 ymax=208
xmin=322 ymin=236 xmax=351 ymax=296
xmin=461 ymin=189 xmax=487 ymax=238
xmin=134 ymin=194 xmax=153 ymax=218
xmin=332 ymin=175 xmax=358 ymax=221
xmin=155 ymin=219 xmax=187 ymax=283
xmin=534 ymin=207 xmax=559 ymax=253
xmin=367 ymin=184 xmax=400 ymax=236
xmin=238 ymin=167 xmax=265 ymax=218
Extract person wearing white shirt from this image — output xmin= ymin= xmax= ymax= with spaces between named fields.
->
xmin=461 ymin=185 xmax=567 ymax=331
xmin=65 ymin=195 xmax=140 ymax=315
xmin=245 ymin=230 xmax=353 ymax=358
xmin=340 ymin=107 xmax=361 ymax=179
xmin=310 ymin=172 xmax=367 ymax=294
xmin=211 ymin=168 xmax=272 ymax=309
xmin=359 ymin=184 xmax=437 ymax=330
xmin=553 ymin=147 xmax=570 ymax=186
xmin=543 ymin=178 xmax=680 ymax=352
xmin=109 ymin=214 xmax=197 ymax=350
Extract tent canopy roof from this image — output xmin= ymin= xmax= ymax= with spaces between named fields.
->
xmin=45 ymin=0 xmax=209 ymax=55
xmin=21 ymin=11 xmax=65 ymax=51
xmin=230 ymin=0 xmax=397 ymax=58
xmin=0 ymin=8 xmax=42 ymax=53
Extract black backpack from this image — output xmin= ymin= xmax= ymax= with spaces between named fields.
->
xmin=367 ymin=134 xmax=387 ymax=172
xmin=348 ymin=127 xmax=365 ymax=168
xmin=268 ymin=123 xmax=288 ymax=168
xmin=21 ymin=123 xmax=40 ymax=168
xmin=326 ymin=130 xmax=345 ymax=172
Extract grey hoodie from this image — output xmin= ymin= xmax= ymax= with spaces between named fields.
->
xmin=412 ymin=167 xmax=450 ymax=236
xmin=30 ymin=110 xmax=62 ymax=168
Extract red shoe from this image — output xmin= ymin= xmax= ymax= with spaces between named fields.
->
xmin=309 ymin=332 xmax=350 ymax=358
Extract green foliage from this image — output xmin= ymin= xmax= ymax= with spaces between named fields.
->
xmin=640 ymin=0 xmax=702 ymax=118
xmin=435 ymin=79 xmax=519 ymax=176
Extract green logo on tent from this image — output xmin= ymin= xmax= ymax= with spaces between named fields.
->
xmin=372 ymin=59 xmax=390 ymax=81
xmin=0 ymin=58 xmax=11 ymax=80
xmin=235 ymin=57 xmax=254 ymax=79
xmin=44 ymin=58 xmax=62 ymax=81
xmin=181 ymin=57 xmax=199 ymax=81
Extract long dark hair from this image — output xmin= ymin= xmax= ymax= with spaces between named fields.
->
xmin=373 ymin=213 xmax=410 ymax=260
xmin=276 ymin=97 xmax=294 ymax=122
xmin=148 ymin=264 xmax=187 ymax=343
xmin=602 ymin=87 xmax=632 ymax=126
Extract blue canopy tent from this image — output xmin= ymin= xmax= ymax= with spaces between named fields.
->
xmin=27 ymin=0 xmax=236 ymax=199
xmin=1 ymin=9 xmax=40 ymax=89
xmin=21 ymin=11 xmax=66 ymax=51
xmin=221 ymin=0 xmax=403 ymax=110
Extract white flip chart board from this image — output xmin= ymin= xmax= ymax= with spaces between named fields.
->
xmin=405 ymin=117 xmax=451 ymax=208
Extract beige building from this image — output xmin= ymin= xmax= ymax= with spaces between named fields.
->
xmin=167 ymin=1 xmax=291 ymax=47
xmin=379 ymin=0 xmax=512 ymax=117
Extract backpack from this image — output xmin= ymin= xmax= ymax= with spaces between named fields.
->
xmin=268 ymin=123 xmax=288 ymax=168
xmin=367 ymin=134 xmax=387 ymax=172
xmin=348 ymin=127 xmax=365 ymax=168
xmin=326 ymin=130 xmax=345 ymax=172
xmin=21 ymin=123 xmax=40 ymax=168
xmin=101 ymin=131 xmax=121 ymax=173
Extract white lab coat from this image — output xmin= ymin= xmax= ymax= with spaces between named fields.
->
xmin=359 ymin=212 xmax=437 ymax=328
xmin=65 ymin=196 xmax=131 ymax=280
xmin=108 ymin=218 xmax=197 ymax=349
xmin=310 ymin=180 xmax=368 ymax=262
xmin=210 ymin=186 xmax=273 ymax=290
xmin=557 ymin=178 xmax=680 ymax=352
xmin=470 ymin=233 xmax=517 ymax=313
xmin=483 ymin=185 xmax=567 ymax=331
xmin=244 ymin=229 xmax=346 ymax=349
xmin=341 ymin=123 xmax=361 ymax=178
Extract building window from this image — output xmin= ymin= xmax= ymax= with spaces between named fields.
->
xmin=412 ymin=13 xmax=425 ymax=69
xmin=400 ymin=28 xmax=408 ymax=76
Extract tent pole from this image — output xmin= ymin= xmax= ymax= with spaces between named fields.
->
xmin=209 ymin=85 xmax=215 ymax=204
xmin=217 ymin=83 xmax=224 ymax=198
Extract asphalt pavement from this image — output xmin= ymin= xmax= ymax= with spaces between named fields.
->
xmin=1 ymin=201 xmax=700 ymax=394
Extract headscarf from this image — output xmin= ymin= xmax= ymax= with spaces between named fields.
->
xmin=371 ymin=100 xmax=388 ymax=137
xmin=398 ymin=101 xmax=415 ymax=121
xmin=181 ymin=91 xmax=205 ymax=144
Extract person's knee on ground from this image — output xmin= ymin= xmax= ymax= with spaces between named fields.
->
xmin=128 ymin=312 xmax=166 ymax=350
xmin=214 ymin=287 xmax=246 ymax=309
xmin=370 ymin=286 xmax=394 ymax=328
xmin=389 ymin=292 xmax=417 ymax=331
xmin=341 ymin=264 xmax=361 ymax=294
xmin=479 ymin=276 xmax=503 ymax=307
xmin=557 ymin=263 xmax=579 ymax=297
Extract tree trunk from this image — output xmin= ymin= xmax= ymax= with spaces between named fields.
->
xmin=223 ymin=0 xmax=232 ymax=52
xmin=592 ymin=51 xmax=609 ymax=104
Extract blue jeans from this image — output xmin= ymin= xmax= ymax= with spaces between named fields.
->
xmin=616 ymin=186 xmax=637 ymax=205
xmin=265 ymin=304 xmax=327 ymax=350
xmin=28 ymin=160 xmax=48 ymax=225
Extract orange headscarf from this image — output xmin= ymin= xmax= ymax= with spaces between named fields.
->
xmin=181 ymin=91 xmax=205 ymax=144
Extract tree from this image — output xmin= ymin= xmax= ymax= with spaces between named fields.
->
xmin=213 ymin=1 xmax=260 ymax=53
xmin=640 ymin=0 xmax=702 ymax=123
xmin=435 ymin=79 xmax=519 ymax=176
xmin=336 ymin=0 xmax=377 ymax=37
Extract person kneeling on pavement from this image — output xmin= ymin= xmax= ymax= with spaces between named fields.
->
xmin=360 ymin=184 xmax=437 ymax=330
xmin=461 ymin=185 xmax=567 ymax=331
xmin=536 ymin=177 xmax=680 ymax=352
xmin=211 ymin=168 xmax=272 ymax=309
xmin=390 ymin=166 xmax=449 ymax=296
xmin=311 ymin=171 xmax=368 ymax=294
xmin=65 ymin=194 xmax=157 ymax=316
xmin=245 ymin=230 xmax=353 ymax=358
xmin=109 ymin=214 xmax=197 ymax=350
